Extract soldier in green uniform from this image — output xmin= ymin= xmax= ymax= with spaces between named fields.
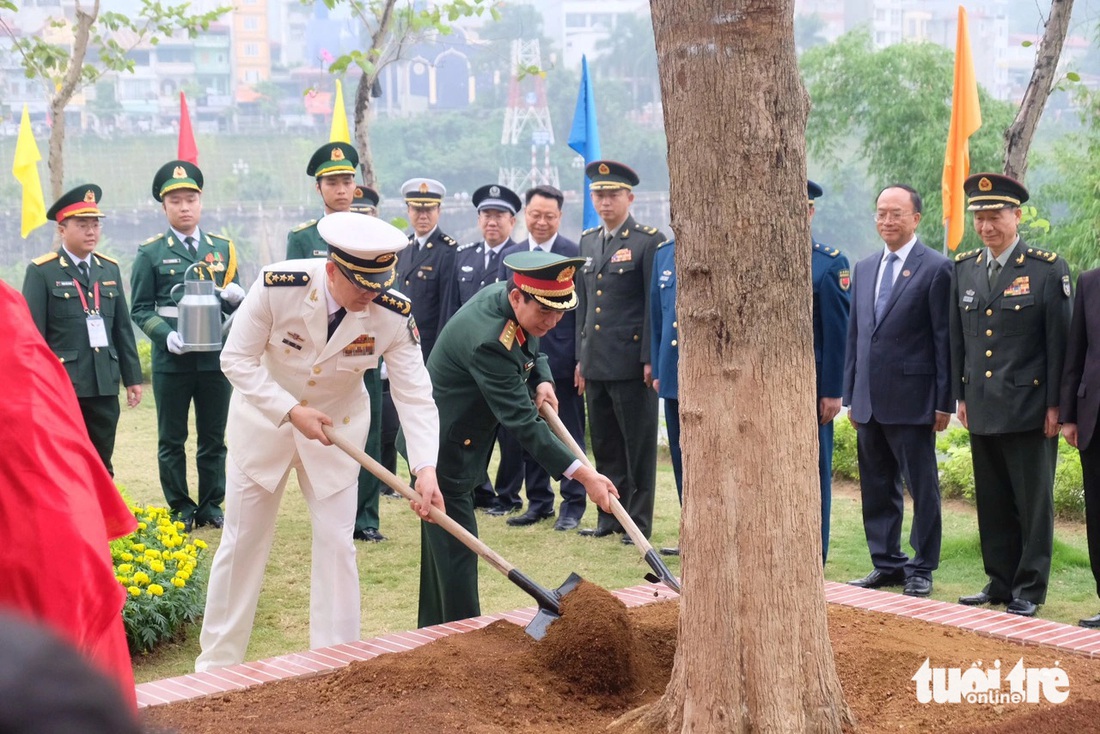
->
xmin=575 ymin=160 xmax=668 ymax=541
xmin=286 ymin=142 xmax=359 ymax=260
xmin=22 ymin=184 xmax=143 ymax=476
xmin=419 ymin=251 xmax=618 ymax=626
xmin=951 ymin=173 xmax=1072 ymax=617
xmin=130 ymin=160 xmax=246 ymax=531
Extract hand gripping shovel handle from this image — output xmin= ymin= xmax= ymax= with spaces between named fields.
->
xmin=538 ymin=404 xmax=682 ymax=594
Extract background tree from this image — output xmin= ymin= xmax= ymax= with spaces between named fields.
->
xmin=0 ymin=0 xmax=228 ymax=199
xmin=594 ymin=13 xmax=660 ymax=108
xmin=615 ymin=0 xmax=853 ymax=730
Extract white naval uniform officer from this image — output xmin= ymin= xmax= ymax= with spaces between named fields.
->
xmin=197 ymin=212 xmax=442 ymax=672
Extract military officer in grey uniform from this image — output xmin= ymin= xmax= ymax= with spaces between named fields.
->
xmin=952 ymin=173 xmax=1072 ymax=617
xmin=286 ymin=143 xmax=359 ymax=260
xmin=575 ymin=160 xmax=668 ymax=541
xmin=22 ymin=185 xmax=143 ymax=476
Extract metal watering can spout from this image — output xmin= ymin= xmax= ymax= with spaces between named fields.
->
xmin=169 ymin=262 xmax=225 ymax=353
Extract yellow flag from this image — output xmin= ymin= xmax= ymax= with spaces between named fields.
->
xmin=941 ymin=6 xmax=982 ymax=251
xmin=329 ymin=79 xmax=351 ymax=144
xmin=12 ymin=104 xmax=47 ymax=239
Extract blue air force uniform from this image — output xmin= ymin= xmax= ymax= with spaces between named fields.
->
xmin=650 ymin=239 xmax=682 ymax=501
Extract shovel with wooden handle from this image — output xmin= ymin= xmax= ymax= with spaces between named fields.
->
xmin=321 ymin=424 xmax=581 ymax=640
xmin=539 ymin=404 xmax=682 ymax=594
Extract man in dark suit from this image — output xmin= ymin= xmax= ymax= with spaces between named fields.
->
xmin=843 ymin=184 xmax=952 ymax=598
xmin=495 ymin=185 xmax=587 ymax=530
xmin=809 ymin=181 xmax=851 ymax=563
xmin=953 ymin=173 xmax=1071 ymax=617
xmin=420 ymin=251 xmax=617 ymax=626
xmin=575 ymin=161 xmax=668 ymax=542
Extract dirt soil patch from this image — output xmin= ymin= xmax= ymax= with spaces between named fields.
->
xmin=143 ymin=584 xmax=1100 ymax=733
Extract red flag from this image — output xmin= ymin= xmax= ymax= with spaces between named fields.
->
xmin=178 ymin=92 xmax=198 ymax=164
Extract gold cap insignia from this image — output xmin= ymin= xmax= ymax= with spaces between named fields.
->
xmin=84 ymin=189 xmax=96 ymax=203
xmin=332 ymin=147 xmax=345 ymax=161
xmin=377 ymin=253 xmax=394 ymax=264
xmin=419 ymin=182 xmax=429 ymax=193
xmin=173 ymin=166 xmax=187 ymax=179
xmin=557 ymin=266 xmax=576 ymax=282
xmin=978 ymin=177 xmax=992 ymax=192
xmin=354 ymin=187 xmax=363 ymax=198
xmin=598 ymin=163 xmax=610 ymax=175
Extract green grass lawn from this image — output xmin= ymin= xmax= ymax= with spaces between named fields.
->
xmin=113 ymin=396 xmax=1100 ymax=683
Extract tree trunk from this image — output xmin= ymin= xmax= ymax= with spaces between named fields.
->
xmin=614 ymin=1 xmax=853 ymax=731
xmin=1003 ymin=0 xmax=1074 ymax=180
xmin=47 ymin=0 xmax=98 ymax=200
xmin=354 ymin=73 xmax=378 ymax=188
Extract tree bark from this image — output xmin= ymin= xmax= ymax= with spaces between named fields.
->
xmin=614 ymin=1 xmax=853 ymax=731
xmin=1003 ymin=0 xmax=1074 ymax=180
xmin=47 ymin=0 xmax=98 ymax=200
xmin=352 ymin=0 xmax=399 ymax=188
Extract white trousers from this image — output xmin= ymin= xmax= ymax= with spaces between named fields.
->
xmin=195 ymin=453 xmax=359 ymax=672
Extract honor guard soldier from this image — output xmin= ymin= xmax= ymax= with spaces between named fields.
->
xmin=22 ymin=185 xmax=143 ymax=476
xmin=130 ymin=160 xmax=246 ymax=531
xmin=397 ymin=177 xmax=457 ymax=359
xmin=575 ymin=160 xmax=668 ymax=541
xmin=420 ymin=251 xmax=617 ymax=626
xmin=808 ymin=181 xmax=851 ymax=562
xmin=952 ymin=173 xmax=1071 ymax=617
xmin=286 ymin=142 xmax=359 ymax=260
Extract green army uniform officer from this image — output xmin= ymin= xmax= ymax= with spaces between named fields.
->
xmin=130 ymin=160 xmax=245 ymax=531
xmin=22 ymin=184 xmax=143 ymax=476
xmin=419 ymin=251 xmax=617 ymax=627
xmin=286 ymin=142 xmax=359 ymax=260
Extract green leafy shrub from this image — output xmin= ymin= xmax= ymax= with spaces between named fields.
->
xmin=112 ymin=505 xmax=209 ymax=654
xmin=832 ymin=418 xmax=859 ymax=481
xmin=939 ymin=445 xmax=976 ymax=501
xmin=1055 ymin=441 xmax=1085 ymax=519
xmin=137 ymin=339 xmax=153 ymax=383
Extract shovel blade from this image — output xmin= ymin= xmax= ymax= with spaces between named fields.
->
xmin=520 ymin=571 xmax=584 ymax=640
xmin=643 ymin=550 xmax=681 ymax=593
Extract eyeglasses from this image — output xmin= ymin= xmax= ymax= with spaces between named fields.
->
xmin=874 ymin=210 xmax=916 ymax=223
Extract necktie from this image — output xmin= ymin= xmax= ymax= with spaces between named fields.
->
xmin=78 ymin=261 xmax=90 ymax=282
xmin=184 ymin=236 xmax=197 ymax=258
xmin=875 ymin=252 xmax=899 ymax=321
xmin=327 ymin=307 xmax=346 ymax=341
xmin=988 ymin=259 xmax=1002 ymax=287
xmin=486 ymin=248 xmax=498 ymax=272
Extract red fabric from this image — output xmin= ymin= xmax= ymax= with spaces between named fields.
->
xmin=0 ymin=282 xmax=138 ymax=710
xmin=178 ymin=92 xmax=198 ymax=165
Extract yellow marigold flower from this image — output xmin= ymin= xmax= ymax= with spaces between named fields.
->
xmin=137 ymin=522 xmax=147 ymax=531
xmin=127 ymin=586 xmax=141 ymax=596
xmin=117 ymin=564 xmax=133 ymax=574
xmin=171 ymin=577 xmax=186 ymax=588
xmin=149 ymin=560 xmax=166 ymax=574
xmin=115 ymin=576 xmax=127 ymax=585
xmin=147 ymin=584 xmax=164 ymax=596
xmin=133 ymin=571 xmax=150 ymax=586
xmin=132 ymin=544 xmax=146 ymax=552
xmin=175 ymin=521 xmax=185 ymax=531
xmin=120 ymin=552 xmax=134 ymax=562
xmin=193 ymin=539 xmax=207 ymax=549
xmin=145 ymin=549 xmax=161 ymax=559
xmin=177 ymin=570 xmax=191 ymax=581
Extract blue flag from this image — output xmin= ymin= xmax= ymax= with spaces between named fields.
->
xmin=568 ymin=55 xmax=602 ymax=231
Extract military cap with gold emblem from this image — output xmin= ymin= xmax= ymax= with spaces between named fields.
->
xmin=585 ymin=160 xmax=640 ymax=191
xmin=306 ymin=142 xmax=359 ymax=178
xmin=317 ymin=211 xmax=406 ymax=290
xmin=964 ymin=173 xmax=1029 ymax=211
xmin=350 ymin=184 xmax=380 ymax=214
xmin=152 ymin=160 xmax=203 ymax=202
xmin=808 ymin=180 xmax=824 ymax=204
xmin=47 ymin=184 xmax=105 ymax=221
xmin=401 ymin=177 xmax=446 ymax=206
xmin=504 ymin=250 xmax=586 ymax=311
xmin=472 ymin=183 xmax=521 ymax=215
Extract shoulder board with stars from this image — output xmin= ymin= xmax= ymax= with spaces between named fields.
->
xmin=633 ymin=223 xmax=659 ymax=235
xmin=141 ymin=234 xmax=164 ymax=246
xmin=582 ymin=226 xmax=600 ymax=236
xmin=263 ymin=270 xmax=311 ymax=287
xmin=94 ymin=252 xmax=120 ymax=265
xmin=292 ymin=219 xmax=317 ymax=233
xmin=456 ymin=242 xmax=478 ymax=252
xmin=499 ymin=319 xmax=518 ymax=350
xmin=813 ymin=242 xmax=842 ymax=258
xmin=1025 ymin=247 xmax=1058 ymax=263
xmin=656 ymin=239 xmax=673 ymax=251
xmin=954 ymin=248 xmax=981 ymax=262
xmin=376 ymin=290 xmax=412 ymax=316
xmin=441 ymin=234 xmax=457 ymax=247
xmin=31 ymin=251 xmax=59 ymax=266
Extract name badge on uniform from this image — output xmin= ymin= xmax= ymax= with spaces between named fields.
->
xmin=87 ymin=314 xmax=108 ymax=348
xmin=659 ymin=269 xmax=672 ymax=283
xmin=55 ymin=280 xmax=74 ymax=287
xmin=610 ymin=248 xmax=632 ymax=263
xmin=1004 ymin=276 xmax=1030 ymax=297
xmin=523 ymin=360 xmax=534 ymax=372
xmin=311 ymin=249 xmax=326 ymax=257
xmin=162 ymin=258 xmax=182 ymax=265
xmin=963 ymin=289 xmax=975 ymax=304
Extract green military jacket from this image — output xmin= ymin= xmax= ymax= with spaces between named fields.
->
xmin=286 ymin=220 xmax=328 ymax=260
xmin=130 ymin=229 xmax=242 ymax=373
xmin=22 ymin=248 xmax=143 ymax=397
xmin=949 ymin=238 xmax=1072 ymax=435
xmin=427 ymin=282 xmax=575 ymax=488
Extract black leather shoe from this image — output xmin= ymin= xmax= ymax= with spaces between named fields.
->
xmin=958 ymin=591 xmax=1010 ymax=606
xmin=903 ymin=576 xmax=932 ymax=597
xmin=205 ymin=516 xmax=224 ymax=529
xmin=182 ymin=516 xmax=194 ymax=534
xmin=553 ymin=516 xmax=580 ymax=532
xmin=659 ymin=547 xmax=680 ymax=556
xmin=506 ymin=509 xmax=554 ymax=527
xmin=578 ymin=527 xmax=617 ymax=538
xmin=847 ymin=569 xmax=905 ymax=589
xmin=353 ymin=528 xmax=386 ymax=542
xmin=1006 ymin=598 xmax=1038 ymax=617
xmin=380 ymin=487 xmax=400 ymax=499
xmin=1079 ymin=612 xmax=1100 ymax=629
xmin=485 ymin=505 xmax=520 ymax=517
xmin=621 ymin=536 xmax=635 ymax=546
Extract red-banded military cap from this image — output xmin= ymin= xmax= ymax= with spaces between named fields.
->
xmin=504 ymin=250 xmax=586 ymax=310
xmin=47 ymin=184 xmax=105 ymax=222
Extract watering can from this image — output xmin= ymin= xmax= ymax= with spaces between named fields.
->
xmin=169 ymin=262 xmax=224 ymax=353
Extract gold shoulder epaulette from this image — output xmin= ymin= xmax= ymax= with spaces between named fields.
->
xmin=499 ymin=319 xmax=518 ymax=350
xmin=263 ymin=270 xmax=311 ymax=287
xmin=207 ymin=232 xmax=231 ymax=243
xmin=141 ymin=234 xmax=163 ymax=246
xmin=656 ymin=239 xmax=673 ymax=250
xmin=94 ymin=252 xmax=119 ymax=265
xmin=292 ymin=219 xmax=317 ymax=233
xmin=457 ymin=242 xmax=478 ymax=252
xmin=31 ymin=252 xmax=59 ymax=266
xmin=376 ymin=290 xmax=412 ymax=316
xmin=634 ymin=223 xmax=658 ymax=235
xmin=441 ymin=234 xmax=457 ymax=246
xmin=954 ymin=248 xmax=981 ymax=262
xmin=1025 ymin=247 xmax=1058 ymax=263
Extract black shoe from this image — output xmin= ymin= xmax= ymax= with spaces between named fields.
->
xmin=659 ymin=547 xmax=680 ymax=556
xmin=1079 ymin=612 xmax=1100 ymax=629
xmin=200 ymin=515 xmax=224 ymax=529
xmin=621 ymin=536 xmax=636 ymax=546
xmin=903 ymin=576 xmax=932 ymax=597
xmin=553 ymin=516 xmax=580 ymax=532
xmin=486 ymin=504 xmax=520 ymax=517
xmin=578 ymin=527 xmax=617 ymax=538
xmin=847 ymin=569 xmax=906 ymax=589
xmin=380 ymin=487 xmax=401 ymax=499
xmin=182 ymin=516 xmax=194 ymax=534
xmin=1005 ymin=598 xmax=1038 ymax=617
xmin=506 ymin=509 xmax=554 ymax=527
xmin=353 ymin=528 xmax=386 ymax=542
xmin=958 ymin=590 xmax=1010 ymax=606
